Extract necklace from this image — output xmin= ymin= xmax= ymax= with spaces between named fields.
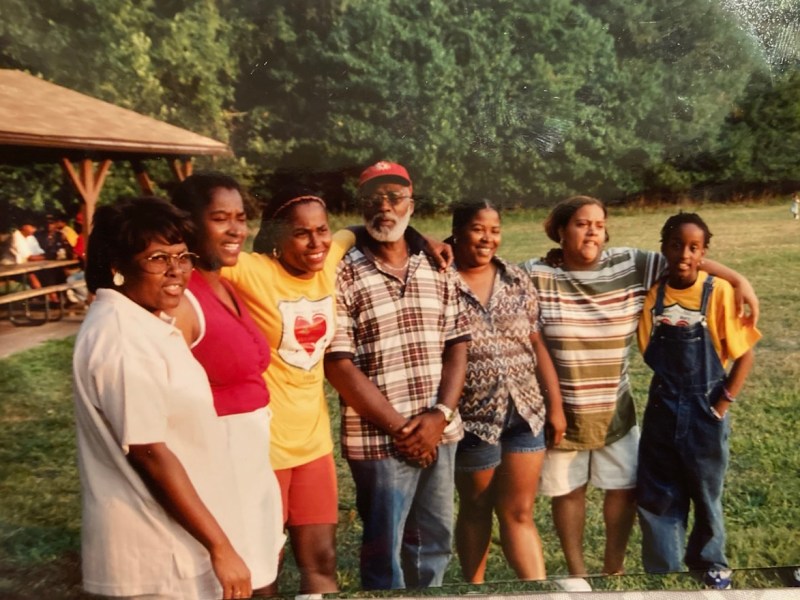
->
xmin=379 ymin=256 xmax=409 ymax=271
xmin=365 ymin=247 xmax=409 ymax=275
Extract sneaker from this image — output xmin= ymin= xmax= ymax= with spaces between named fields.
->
xmin=703 ymin=567 xmax=732 ymax=590
xmin=555 ymin=577 xmax=593 ymax=592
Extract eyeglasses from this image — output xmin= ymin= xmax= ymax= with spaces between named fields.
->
xmin=139 ymin=251 xmax=198 ymax=274
xmin=359 ymin=192 xmax=412 ymax=209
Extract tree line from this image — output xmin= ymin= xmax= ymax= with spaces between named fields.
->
xmin=1 ymin=0 xmax=798 ymax=216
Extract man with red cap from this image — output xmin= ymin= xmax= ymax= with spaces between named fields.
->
xmin=326 ymin=161 xmax=470 ymax=590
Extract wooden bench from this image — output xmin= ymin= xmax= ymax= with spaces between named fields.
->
xmin=0 ymin=280 xmax=87 ymax=325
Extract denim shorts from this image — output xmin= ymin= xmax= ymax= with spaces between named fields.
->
xmin=455 ymin=402 xmax=546 ymax=472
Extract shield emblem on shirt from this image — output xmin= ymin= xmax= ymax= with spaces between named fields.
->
xmin=277 ymin=296 xmax=334 ymax=371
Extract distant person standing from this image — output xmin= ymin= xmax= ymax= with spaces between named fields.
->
xmin=791 ymin=193 xmax=799 ymax=220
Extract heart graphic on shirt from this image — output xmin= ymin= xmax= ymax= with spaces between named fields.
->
xmin=294 ymin=314 xmax=328 ymax=355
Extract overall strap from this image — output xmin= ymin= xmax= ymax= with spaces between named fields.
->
xmin=699 ymin=275 xmax=714 ymax=317
xmin=654 ymin=279 xmax=668 ymax=315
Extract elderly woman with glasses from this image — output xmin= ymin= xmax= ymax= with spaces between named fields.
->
xmin=73 ymin=197 xmax=253 ymax=599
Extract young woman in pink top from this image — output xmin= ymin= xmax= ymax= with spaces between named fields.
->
xmin=172 ymin=173 xmax=285 ymax=596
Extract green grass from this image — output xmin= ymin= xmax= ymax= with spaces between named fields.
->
xmin=1 ymin=201 xmax=798 ymax=597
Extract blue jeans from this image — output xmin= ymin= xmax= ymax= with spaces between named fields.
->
xmin=347 ymin=444 xmax=456 ymax=590
xmin=637 ymin=277 xmax=729 ymax=573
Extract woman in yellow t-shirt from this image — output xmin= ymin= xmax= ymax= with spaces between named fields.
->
xmin=223 ymin=185 xmax=349 ymax=595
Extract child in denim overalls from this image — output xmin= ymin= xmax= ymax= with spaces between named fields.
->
xmin=636 ymin=213 xmax=761 ymax=590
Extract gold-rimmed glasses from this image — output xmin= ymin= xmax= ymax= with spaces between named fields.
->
xmin=139 ymin=251 xmax=198 ymax=274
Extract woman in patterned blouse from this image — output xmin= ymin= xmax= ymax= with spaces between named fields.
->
xmin=450 ymin=200 xmax=566 ymax=583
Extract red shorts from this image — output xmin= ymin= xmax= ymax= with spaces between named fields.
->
xmin=274 ymin=453 xmax=338 ymax=527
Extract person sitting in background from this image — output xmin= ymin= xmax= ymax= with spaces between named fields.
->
xmin=73 ymin=211 xmax=87 ymax=262
xmin=2 ymin=221 xmax=48 ymax=292
xmin=51 ymin=211 xmax=88 ymax=306
xmin=28 ymin=215 xmax=72 ymax=296
xmin=19 ymin=222 xmax=46 ymax=262
xmin=53 ymin=212 xmax=80 ymax=249
xmin=171 ymin=172 xmax=285 ymax=596
xmin=1 ymin=223 xmax=39 ymax=265
xmin=73 ymin=196 xmax=253 ymax=599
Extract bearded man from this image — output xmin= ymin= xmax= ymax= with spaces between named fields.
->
xmin=325 ymin=161 xmax=470 ymax=590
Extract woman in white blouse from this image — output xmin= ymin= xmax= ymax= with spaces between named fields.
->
xmin=73 ymin=197 xmax=252 ymax=599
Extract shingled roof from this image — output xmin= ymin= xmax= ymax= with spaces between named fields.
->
xmin=0 ymin=69 xmax=231 ymax=164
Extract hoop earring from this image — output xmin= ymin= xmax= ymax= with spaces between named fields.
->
xmin=451 ymin=237 xmax=458 ymax=245
xmin=272 ymin=248 xmax=281 ymax=259
xmin=112 ymin=271 xmax=125 ymax=286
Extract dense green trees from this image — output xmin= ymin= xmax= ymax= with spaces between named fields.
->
xmin=0 ymin=0 xmax=797 ymax=213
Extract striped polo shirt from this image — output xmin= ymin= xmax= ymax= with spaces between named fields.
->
xmin=522 ymin=248 xmax=665 ymax=450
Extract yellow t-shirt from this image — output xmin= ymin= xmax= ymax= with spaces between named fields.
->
xmin=638 ymin=271 xmax=761 ymax=366
xmin=61 ymin=225 xmax=79 ymax=248
xmin=222 ymin=229 xmax=355 ymax=469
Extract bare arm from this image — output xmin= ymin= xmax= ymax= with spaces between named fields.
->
xmin=419 ymin=235 xmax=453 ymax=271
xmin=713 ymin=349 xmax=754 ymax=418
xmin=531 ymin=331 xmax=566 ymax=447
xmin=324 ymin=357 xmax=409 ymax=435
xmin=127 ymin=443 xmax=251 ymax=599
xmin=393 ymin=341 xmax=467 ymax=459
xmin=325 ymin=356 xmax=439 ymax=464
xmin=702 ymin=259 xmax=759 ymax=326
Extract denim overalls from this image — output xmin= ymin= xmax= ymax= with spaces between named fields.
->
xmin=637 ymin=276 xmax=730 ymax=573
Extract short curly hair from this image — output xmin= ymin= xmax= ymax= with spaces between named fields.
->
xmin=85 ymin=196 xmax=193 ymax=292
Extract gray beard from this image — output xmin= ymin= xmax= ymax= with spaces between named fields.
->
xmin=365 ymin=210 xmax=412 ymax=243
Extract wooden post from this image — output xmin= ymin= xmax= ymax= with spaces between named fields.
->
xmin=169 ymin=157 xmax=193 ymax=182
xmin=131 ymin=160 xmax=156 ymax=195
xmin=60 ymin=158 xmax=112 ymax=244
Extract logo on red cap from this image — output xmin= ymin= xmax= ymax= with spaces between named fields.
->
xmin=358 ymin=161 xmax=412 ymax=189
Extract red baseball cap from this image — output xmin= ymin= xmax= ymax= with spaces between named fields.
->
xmin=358 ymin=161 xmax=412 ymax=190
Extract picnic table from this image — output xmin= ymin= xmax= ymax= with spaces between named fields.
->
xmin=0 ymin=259 xmax=86 ymax=326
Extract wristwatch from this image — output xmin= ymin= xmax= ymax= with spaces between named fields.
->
xmin=431 ymin=403 xmax=456 ymax=423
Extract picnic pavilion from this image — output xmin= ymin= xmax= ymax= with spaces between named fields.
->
xmin=0 ymin=68 xmax=232 ymax=236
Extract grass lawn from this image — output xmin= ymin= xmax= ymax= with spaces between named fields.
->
xmin=1 ymin=201 xmax=798 ymax=597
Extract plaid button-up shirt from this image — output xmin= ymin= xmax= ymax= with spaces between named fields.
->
xmin=328 ymin=246 xmax=471 ymax=461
